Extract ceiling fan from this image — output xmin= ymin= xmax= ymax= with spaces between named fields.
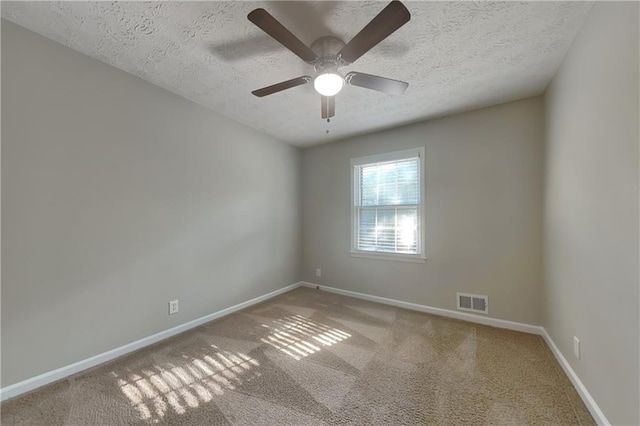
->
xmin=248 ymin=1 xmax=411 ymax=121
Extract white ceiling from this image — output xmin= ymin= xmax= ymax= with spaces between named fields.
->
xmin=2 ymin=1 xmax=593 ymax=147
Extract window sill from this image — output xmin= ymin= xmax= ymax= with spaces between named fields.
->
xmin=349 ymin=251 xmax=427 ymax=263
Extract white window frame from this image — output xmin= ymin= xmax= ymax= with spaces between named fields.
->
xmin=350 ymin=147 xmax=426 ymax=263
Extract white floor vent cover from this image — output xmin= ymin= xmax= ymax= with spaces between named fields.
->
xmin=457 ymin=292 xmax=489 ymax=314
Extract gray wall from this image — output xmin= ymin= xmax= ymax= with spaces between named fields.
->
xmin=302 ymin=97 xmax=544 ymax=325
xmin=543 ymin=3 xmax=639 ymax=425
xmin=1 ymin=21 xmax=301 ymax=387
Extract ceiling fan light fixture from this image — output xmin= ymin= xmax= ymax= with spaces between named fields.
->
xmin=314 ymin=72 xmax=343 ymax=96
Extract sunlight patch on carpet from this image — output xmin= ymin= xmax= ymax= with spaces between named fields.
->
xmin=261 ymin=315 xmax=351 ymax=360
xmin=115 ymin=346 xmax=260 ymax=422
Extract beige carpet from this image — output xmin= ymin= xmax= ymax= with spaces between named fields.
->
xmin=2 ymin=287 xmax=594 ymax=425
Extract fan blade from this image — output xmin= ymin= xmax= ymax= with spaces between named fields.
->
xmin=248 ymin=9 xmax=319 ymax=64
xmin=252 ymin=76 xmax=311 ymax=97
xmin=321 ymin=96 xmax=335 ymax=119
xmin=338 ymin=1 xmax=410 ymax=65
xmin=345 ymin=71 xmax=408 ymax=95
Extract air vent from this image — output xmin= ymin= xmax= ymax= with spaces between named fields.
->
xmin=457 ymin=293 xmax=488 ymax=314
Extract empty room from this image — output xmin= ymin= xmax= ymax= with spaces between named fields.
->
xmin=1 ymin=1 xmax=638 ymax=425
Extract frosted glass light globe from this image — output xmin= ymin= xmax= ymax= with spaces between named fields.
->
xmin=314 ymin=72 xmax=344 ymax=96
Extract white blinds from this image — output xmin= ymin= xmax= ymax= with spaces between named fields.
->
xmin=354 ymin=155 xmax=420 ymax=254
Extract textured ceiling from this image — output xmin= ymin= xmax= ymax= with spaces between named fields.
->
xmin=2 ymin=1 xmax=593 ymax=147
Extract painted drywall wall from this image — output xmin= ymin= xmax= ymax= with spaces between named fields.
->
xmin=543 ymin=3 xmax=639 ymax=424
xmin=301 ymin=97 xmax=544 ymax=325
xmin=1 ymin=20 xmax=301 ymax=387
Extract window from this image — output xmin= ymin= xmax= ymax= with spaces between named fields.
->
xmin=351 ymin=148 xmax=425 ymax=262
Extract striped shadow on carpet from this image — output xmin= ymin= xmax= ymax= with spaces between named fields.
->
xmin=1 ymin=287 xmax=594 ymax=425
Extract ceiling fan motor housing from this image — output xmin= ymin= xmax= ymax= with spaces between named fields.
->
xmin=311 ymin=36 xmax=348 ymax=73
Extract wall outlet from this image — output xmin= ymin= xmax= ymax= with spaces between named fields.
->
xmin=316 ymin=268 xmax=322 ymax=277
xmin=573 ymin=336 xmax=580 ymax=359
xmin=169 ymin=300 xmax=179 ymax=315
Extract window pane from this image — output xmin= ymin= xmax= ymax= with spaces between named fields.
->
xmin=359 ymin=158 xmax=419 ymax=206
xmin=375 ymin=208 xmax=396 ymax=252
xmin=358 ymin=209 xmax=377 ymax=251
xmin=396 ymin=208 xmax=418 ymax=253
xmin=356 ymin=207 xmax=418 ymax=254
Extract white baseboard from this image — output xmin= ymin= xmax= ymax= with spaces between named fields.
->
xmin=0 ymin=282 xmax=302 ymax=402
xmin=301 ymin=281 xmax=609 ymax=425
xmin=300 ymin=282 xmax=543 ymax=335
xmin=540 ymin=329 xmax=610 ymax=425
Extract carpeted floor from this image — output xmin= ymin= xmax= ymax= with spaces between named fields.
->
xmin=2 ymin=287 xmax=594 ymax=425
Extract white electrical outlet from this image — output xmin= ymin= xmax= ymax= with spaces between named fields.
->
xmin=573 ymin=336 xmax=580 ymax=359
xmin=316 ymin=268 xmax=322 ymax=277
xmin=169 ymin=300 xmax=179 ymax=315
